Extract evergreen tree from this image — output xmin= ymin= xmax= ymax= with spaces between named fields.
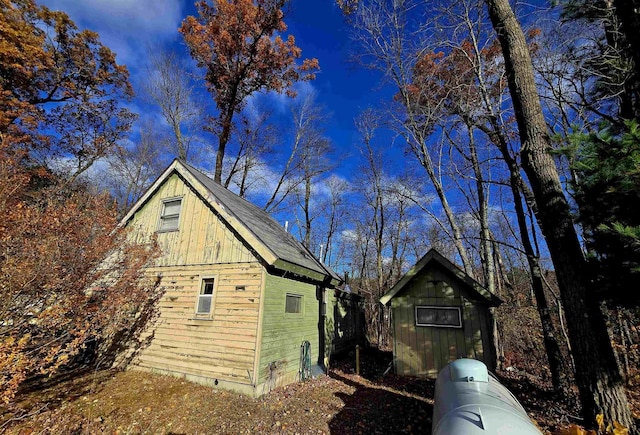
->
xmin=571 ymin=121 xmax=640 ymax=303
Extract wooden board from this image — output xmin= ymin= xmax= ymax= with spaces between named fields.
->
xmin=132 ymin=263 xmax=264 ymax=386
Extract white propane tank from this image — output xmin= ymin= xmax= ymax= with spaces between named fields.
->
xmin=432 ymin=359 xmax=542 ymax=435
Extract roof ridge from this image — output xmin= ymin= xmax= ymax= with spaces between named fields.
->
xmin=176 ymin=159 xmax=340 ymax=284
xmin=178 ymin=159 xmax=274 ymax=219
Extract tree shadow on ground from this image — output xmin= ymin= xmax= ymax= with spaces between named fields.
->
xmin=329 ymin=347 xmax=435 ymax=434
xmin=328 ymin=372 xmax=433 ymax=434
xmin=331 ymin=347 xmax=436 ymax=398
xmin=330 ymin=346 xmax=393 ymax=379
xmin=497 ymin=371 xmax=582 ymax=432
xmin=0 ymin=368 xmax=115 ymax=429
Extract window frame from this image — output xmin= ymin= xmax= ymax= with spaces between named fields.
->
xmin=285 ymin=293 xmax=304 ymax=315
xmin=157 ymin=197 xmax=183 ymax=233
xmin=195 ymin=276 xmax=216 ymax=316
xmin=414 ymin=305 xmax=462 ymax=328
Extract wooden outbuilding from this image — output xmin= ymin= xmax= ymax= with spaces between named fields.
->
xmin=380 ymin=249 xmax=501 ymax=377
xmin=120 ymin=159 xmax=343 ymax=396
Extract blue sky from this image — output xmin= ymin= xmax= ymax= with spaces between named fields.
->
xmin=288 ymin=3 xmax=385 ymax=143
xmin=38 ymin=0 xmax=410 ymax=266
xmin=38 ymin=0 xmax=390 ymax=178
xmin=35 ymin=0 xmax=554 ymax=192
xmin=36 ymin=0 xmax=559 ymax=270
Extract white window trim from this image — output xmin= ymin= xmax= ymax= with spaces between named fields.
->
xmin=285 ymin=293 xmax=304 ymax=315
xmin=195 ymin=276 xmax=217 ymax=317
xmin=415 ymin=305 xmax=462 ymax=328
xmin=157 ymin=196 xmax=183 ymax=233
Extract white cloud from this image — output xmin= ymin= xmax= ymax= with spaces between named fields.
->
xmin=46 ymin=155 xmax=111 ymax=189
xmin=39 ymin=0 xmax=185 ymax=67
xmin=340 ymin=229 xmax=358 ymax=242
xmin=245 ymin=80 xmax=320 ymax=120
xmin=313 ymin=173 xmax=351 ymax=198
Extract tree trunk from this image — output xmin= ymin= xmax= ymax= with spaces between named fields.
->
xmin=476 ymin=118 xmax=571 ymax=393
xmin=613 ymin=0 xmax=640 ymax=120
xmin=599 ymin=0 xmax=639 ymax=121
xmin=529 ymin=256 xmax=571 ymax=393
xmin=215 ymin=108 xmax=234 ymax=184
xmin=613 ymin=0 xmax=640 ymax=66
xmin=465 ymin=121 xmax=502 ymax=370
xmin=303 ymin=174 xmax=312 ymax=248
xmin=172 ymin=120 xmax=186 ymax=161
xmin=486 ymin=0 xmax=634 ymax=429
xmin=410 ymin=133 xmax=474 ymax=275
xmin=239 ymin=153 xmax=250 ymax=197
xmin=464 ymin=19 xmax=569 ymax=388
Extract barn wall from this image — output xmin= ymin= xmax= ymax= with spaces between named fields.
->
xmin=125 ymin=172 xmax=338 ymax=396
xmin=129 ymin=173 xmax=256 ymax=266
xmin=124 ymin=173 xmax=268 ymax=394
xmin=256 ymin=274 xmax=320 ymax=394
xmin=130 ymin=263 xmax=264 ymax=394
xmin=390 ymin=267 xmax=491 ymax=377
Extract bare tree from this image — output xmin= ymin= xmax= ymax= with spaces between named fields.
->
xmin=316 ymin=175 xmax=350 ymax=269
xmin=223 ymin=107 xmax=277 ymax=196
xmin=292 ymin=98 xmax=335 ymax=249
xmin=434 ymin=0 xmax=571 ymax=392
xmin=263 ymin=92 xmax=323 ymax=213
xmin=144 ymin=48 xmax=204 ymax=161
xmin=350 ymin=0 xmax=475 ymax=275
xmin=348 ymin=110 xmax=418 ymax=347
xmin=105 ymin=123 xmax=166 ymax=214
xmin=345 ymin=0 xmax=572 ymax=394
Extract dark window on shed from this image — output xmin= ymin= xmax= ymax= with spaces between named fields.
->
xmin=285 ymin=293 xmax=303 ymax=314
xmin=415 ymin=306 xmax=462 ymax=328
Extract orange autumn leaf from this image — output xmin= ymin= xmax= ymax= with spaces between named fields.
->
xmin=179 ymin=0 xmax=319 ymax=182
xmin=0 ymin=0 xmax=162 ymax=404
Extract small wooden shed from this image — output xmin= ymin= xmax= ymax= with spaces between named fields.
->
xmin=119 ymin=159 xmax=342 ymax=396
xmin=380 ymin=249 xmax=501 ymax=377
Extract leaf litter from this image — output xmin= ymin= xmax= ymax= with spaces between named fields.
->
xmin=1 ymin=348 xmax=637 ymax=434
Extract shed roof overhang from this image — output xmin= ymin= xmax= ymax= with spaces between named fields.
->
xmin=380 ymin=248 xmax=502 ymax=306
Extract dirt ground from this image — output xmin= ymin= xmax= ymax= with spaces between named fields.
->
xmin=0 ymin=348 xmax=629 ymax=434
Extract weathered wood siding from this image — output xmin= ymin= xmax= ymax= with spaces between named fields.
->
xmin=126 ymin=174 xmax=265 ymax=393
xmin=132 ymin=263 xmax=263 ymax=392
xmin=129 ymin=173 xmax=255 ymax=266
xmin=256 ymin=274 xmax=319 ymax=394
xmin=390 ymin=267 xmax=491 ymax=377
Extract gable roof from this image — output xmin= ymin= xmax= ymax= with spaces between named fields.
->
xmin=380 ymin=248 xmax=502 ymax=306
xmin=120 ymin=159 xmax=341 ymax=287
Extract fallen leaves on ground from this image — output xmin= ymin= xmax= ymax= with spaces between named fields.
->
xmin=0 ymin=350 xmax=433 ymax=434
xmin=0 ymin=349 xmax=636 ymax=434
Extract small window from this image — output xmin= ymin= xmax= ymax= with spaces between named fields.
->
xmin=197 ymin=278 xmax=215 ymax=314
xmin=285 ymin=293 xmax=303 ymax=314
xmin=415 ymin=306 xmax=462 ymax=328
xmin=158 ymin=198 xmax=182 ymax=232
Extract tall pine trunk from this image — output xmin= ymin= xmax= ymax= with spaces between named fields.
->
xmin=485 ymin=0 xmax=634 ymax=429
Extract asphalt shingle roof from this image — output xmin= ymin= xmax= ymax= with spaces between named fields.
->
xmin=179 ymin=160 xmax=340 ymax=283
